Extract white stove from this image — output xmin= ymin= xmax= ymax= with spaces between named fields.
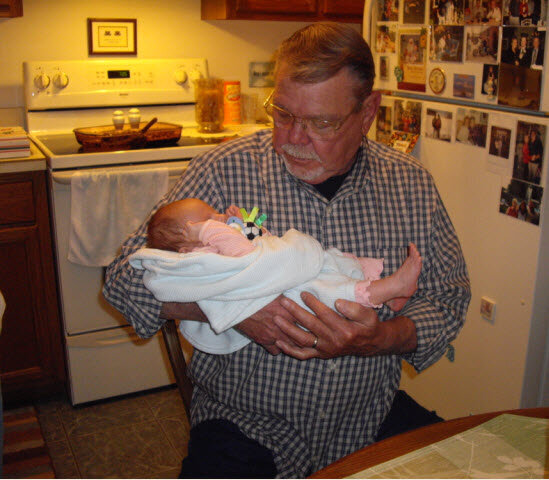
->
xmin=24 ymin=58 xmax=259 ymax=170
xmin=23 ymin=58 xmax=266 ymax=405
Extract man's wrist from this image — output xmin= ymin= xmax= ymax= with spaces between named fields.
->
xmin=160 ymin=301 xmax=208 ymax=322
xmin=377 ymin=315 xmax=417 ymax=355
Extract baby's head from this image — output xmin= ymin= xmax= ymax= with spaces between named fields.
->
xmin=148 ymin=198 xmax=225 ymax=251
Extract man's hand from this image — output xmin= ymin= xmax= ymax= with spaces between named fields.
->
xmin=236 ymin=295 xmax=300 ymax=355
xmin=272 ymin=292 xmax=417 ymax=360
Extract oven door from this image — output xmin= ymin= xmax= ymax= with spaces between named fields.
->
xmin=50 ymin=160 xmax=188 ymax=335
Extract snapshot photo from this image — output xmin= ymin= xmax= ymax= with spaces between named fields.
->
xmin=455 ymin=108 xmax=489 ymax=146
xmin=465 ymin=25 xmax=500 ymax=61
xmin=464 ymin=0 xmax=504 ymax=23
xmin=512 ymin=120 xmax=545 ymax=184
xmin=376 ymin=105 xmax=393 ymax=144
xmin=425 ymin=108 xmax=453 ymax=141
xmin=390 ymin=131 xmax=420 ymax=153
xmin=453 ymin=73 xmax=475 ymax=98
xmin=500 ymin=178 xmax=543 ymax=225
xmin=403 ymin=0 xmax=427 ymax=23
xmin=430 ymin=25 xmax=465 ymax=61
xmin=481 ymin=64 xmax=499 ymax=97
xmin=380 ymin=56 xmax=390 ymax=80
xmin=489 ymin=125 xmax=512 ymax=158
xmin=393 ymin=99 xmax=423 ymax=134
xmin=376 ymin=24 xmax=397 ymax=53
xmin=430 ymin=0 xmax=465 ymax=24
xmin=502 ymin=0 xmax=548 ymax=25
xmin=497 ymin=62 xmax=542 ymax=110
xmin=379 ymin=0 xmax=400 ymax=21
xmin=501 ymin=27 xmax=545 ymax=68
xmin=398 ymin=28 xmax=428 ymax=91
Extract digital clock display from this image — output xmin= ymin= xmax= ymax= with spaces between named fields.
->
xmin=107 ymin=70 xmax=130 ymax=79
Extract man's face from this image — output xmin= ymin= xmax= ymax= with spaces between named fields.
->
xmin=533 ymin=37 xmax=540 ymax=49
xmin=271 ymin=64 xmax=379 ymax=184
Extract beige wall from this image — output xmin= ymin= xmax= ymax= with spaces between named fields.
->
xmin=0 ymin=0 xmax=329 ymax=126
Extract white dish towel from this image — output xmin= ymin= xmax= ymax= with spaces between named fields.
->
xmin=68 ymin=167 xmax=169 ymax=267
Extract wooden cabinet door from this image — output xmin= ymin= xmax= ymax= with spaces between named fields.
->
xmin=0 ymin=227 xmax=54 ymax=387
xmin=321 ymin=0 xmax=365 ymax=17
xmin=0 ymin=171 xmax=65 ymax=406
xmin=235 ymin=0 xmax=316 ymax=14
xmin=0 ymin=0 xmax=22 ymax=17
xmin=202 ymin=0 xmax=364 ymax=22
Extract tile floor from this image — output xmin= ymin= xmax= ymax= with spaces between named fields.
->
xmin=34 ymin=386 xmax=189 ymax=479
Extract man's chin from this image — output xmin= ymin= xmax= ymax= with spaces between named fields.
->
xmin=284 ymin=158 xmax=326 ymax=184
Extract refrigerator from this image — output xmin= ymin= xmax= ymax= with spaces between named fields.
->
xmin=362 ymin=0 xmax=549 ymax=418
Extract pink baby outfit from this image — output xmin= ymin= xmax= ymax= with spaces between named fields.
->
xmin=196 ymin=220 xmax=384 ymax=308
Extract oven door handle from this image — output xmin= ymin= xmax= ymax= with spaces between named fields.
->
xmin=50 ymin=165 xmax=188 ymax=185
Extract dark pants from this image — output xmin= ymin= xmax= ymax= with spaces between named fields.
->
xmin=179 ymin=419 xmax=277 ymax=478
xmin=375 ymin=390 xmax=444 ymax=441
xmin=180 ymin=391 xmax=443 ymax=478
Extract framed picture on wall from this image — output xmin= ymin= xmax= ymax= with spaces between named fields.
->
xmin=87 ymin=18 xmax=137 ymax=55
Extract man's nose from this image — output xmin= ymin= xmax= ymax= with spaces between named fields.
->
xmin=288 ymin=118 xmax=311 ymax=145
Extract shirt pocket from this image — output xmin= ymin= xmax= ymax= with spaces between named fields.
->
xmin=373 ymin=246 xmax=409 ymax=277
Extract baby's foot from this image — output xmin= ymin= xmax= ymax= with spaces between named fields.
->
xmin=387 ymin=244 xmax=422 ymax=311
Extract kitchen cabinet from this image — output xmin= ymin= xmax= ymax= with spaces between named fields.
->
xmin=201 ymin=0 xmax=365 ymax=22
xmin=0 ymin=170 xmax=66 ymax=406
xmin=0 ymin=0 xmax=23 ymax=17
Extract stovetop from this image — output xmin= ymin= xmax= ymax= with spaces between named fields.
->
xmin=30 ymin=124 xmax=268 ymax=170
xmin=35 ymin=132 xmax=238 ymax=156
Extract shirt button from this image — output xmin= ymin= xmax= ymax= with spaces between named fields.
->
xmin=329 ymin=360 xmax=338 ymax=370
xmin=319 ymin=410 xmax=326 ymax=419
xmin=325 ymin=205 xmax=332 ymax=215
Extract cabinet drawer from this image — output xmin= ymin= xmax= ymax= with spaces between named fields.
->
xmin=0 ymin=180 xmax=35 ymax=225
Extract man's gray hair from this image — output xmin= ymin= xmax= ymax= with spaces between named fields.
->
xmin=274 ymin=22 xmax=376 ymax=104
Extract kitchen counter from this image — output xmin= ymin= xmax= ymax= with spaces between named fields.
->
xmin=0 ymin=141 xmax=46 ymax=174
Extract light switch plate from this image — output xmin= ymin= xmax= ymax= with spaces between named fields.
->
xmin=480 ymin=296 xmax=496 ymax=323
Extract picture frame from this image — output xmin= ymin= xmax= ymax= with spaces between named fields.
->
xmin=87 ymin=18 xmax=137 ymax=56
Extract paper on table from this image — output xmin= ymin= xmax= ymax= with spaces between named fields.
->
xmin=348 ymin=414 xmax=548 ymax=478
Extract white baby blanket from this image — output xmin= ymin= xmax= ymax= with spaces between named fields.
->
xmin=130 ymin=229 xmax=364 ymax=354
xmin=68 ymin=168 xmax=168 ymax=267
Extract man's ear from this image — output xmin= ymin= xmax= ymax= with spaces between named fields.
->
xmin=361 ymin=90 xmax=382 ymax=137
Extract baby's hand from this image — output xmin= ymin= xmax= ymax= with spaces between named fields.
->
xmin=182 ymin=221 xmax=204 ymax=244
xmin=225 ymin=205 xmax=243 ymax=219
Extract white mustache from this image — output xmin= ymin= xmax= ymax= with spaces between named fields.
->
xmin=281 ymin=144 xmax=321 ymax=161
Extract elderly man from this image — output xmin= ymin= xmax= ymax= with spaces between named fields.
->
xmin=104 ymin=22 xmax=470 ymax=478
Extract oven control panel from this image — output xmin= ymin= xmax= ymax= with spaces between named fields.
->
xmin=24 ymin=59 xmax=209 ymax=111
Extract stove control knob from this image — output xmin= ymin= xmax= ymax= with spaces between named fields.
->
xmin=53 ymin=72 xmax=69 ymax=89
xmin=174 ymin=68 xmax=188 ymax=85
xmin=189 ymin=70 xmax=203 ymax=83
xmin=34 ymin=73 xmax=50 ymax=90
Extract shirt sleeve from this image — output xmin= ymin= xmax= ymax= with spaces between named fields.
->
xmin=102 ymin=152 xmax=228 ymax=338
xmin=399 ymin=177 xmax=471 ymax=372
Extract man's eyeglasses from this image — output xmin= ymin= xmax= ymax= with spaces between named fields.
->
xmin=263 ymin=91 xmax=361 ymax=140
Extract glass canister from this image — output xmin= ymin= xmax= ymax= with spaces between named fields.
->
xmin=194 ymin=78 xmax=224 ymax=133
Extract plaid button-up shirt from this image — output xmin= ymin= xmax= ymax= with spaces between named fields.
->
xmin=104 ymin=129 xmax=470 ymax=477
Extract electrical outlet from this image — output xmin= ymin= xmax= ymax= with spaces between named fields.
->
xmin=480 ymin=296 xmax=496 ymax=323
